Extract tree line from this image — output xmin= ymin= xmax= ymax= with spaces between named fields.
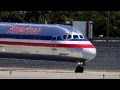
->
xmin=0 ymin=11 xmax=120 ymax=37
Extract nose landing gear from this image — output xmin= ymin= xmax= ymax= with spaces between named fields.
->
xmin=75 ymin=62 xmax=84 ymax=73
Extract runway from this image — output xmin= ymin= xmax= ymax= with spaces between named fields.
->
xmin=0 ymin=57 xmax=120 ymax=79
xmin=0 ymin=68 xmax=120 ymax=79
xmin=0 ymin=52 xmax=120 ymax=79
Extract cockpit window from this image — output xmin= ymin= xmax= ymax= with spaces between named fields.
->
xmin=63 ymin=35 xmax=67 ymax=39
xmin=63 ymin=34 xmax=84 ymax=40
xmin=68 ymin=35 xmax=71 ymax=39
xmin=63 ymin=35 xmax=72 ymax=40
xmin=73 ymin=35 xmax=79 ymax=39
xmin=79 ymin=35 xmax=84 ymax=39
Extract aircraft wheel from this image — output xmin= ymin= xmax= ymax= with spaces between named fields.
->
xmin=75 ymin=64 xmax=84 ymax=73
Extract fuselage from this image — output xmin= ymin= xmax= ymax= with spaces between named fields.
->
xmin=0 ymin=22 xmax=96 ymax=62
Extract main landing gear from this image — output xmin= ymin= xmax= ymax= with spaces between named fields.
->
xmin=75 ymin=62 xmax=85 ymax=73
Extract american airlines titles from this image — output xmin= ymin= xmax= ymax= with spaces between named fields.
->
xmin=7 ymin=26 xmax=42 ymax=35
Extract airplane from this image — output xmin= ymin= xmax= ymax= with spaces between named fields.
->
xmin=0 ymin=22 xmax=96 ymax=73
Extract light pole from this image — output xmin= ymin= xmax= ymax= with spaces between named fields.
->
xmin=107 ymin=11 xmax=110 ymax=37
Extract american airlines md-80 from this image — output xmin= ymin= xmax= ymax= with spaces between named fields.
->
xmin=0 ymin=22 xmax=96 ymax=73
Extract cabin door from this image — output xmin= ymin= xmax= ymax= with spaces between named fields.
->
xmin=51 ymin=36 xmax=57 ymax=55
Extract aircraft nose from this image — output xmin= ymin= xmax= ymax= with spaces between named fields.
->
xmin=82 ymin=47 xmax=96 ymax=60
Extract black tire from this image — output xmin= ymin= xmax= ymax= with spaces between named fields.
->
xmin=75 ymin=65 xmax=84 ymax=73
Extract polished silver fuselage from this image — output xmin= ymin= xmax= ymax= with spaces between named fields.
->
xmin=0 ymin=23 xmax=96 ymax=62
xmin=0 ymin=40 xmax=82 ymax=58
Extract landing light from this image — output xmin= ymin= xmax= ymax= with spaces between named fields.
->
xmin=80 ymin=62 xmax=83 ymax=65
xmin=78 ymin=62 xmax=83 ymax=65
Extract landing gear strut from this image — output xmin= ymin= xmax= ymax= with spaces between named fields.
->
xmin=75 ymin=62 xmax=84 ymax=73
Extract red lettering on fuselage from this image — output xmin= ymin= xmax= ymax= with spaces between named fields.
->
xmin=7 ymin=26 xmax=42 ymax=35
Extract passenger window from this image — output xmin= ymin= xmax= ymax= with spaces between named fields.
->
xmin=79 ymin=35 xmax=84 ymax=39
xmin=73 ymin=35 xmax=79 ymax=39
